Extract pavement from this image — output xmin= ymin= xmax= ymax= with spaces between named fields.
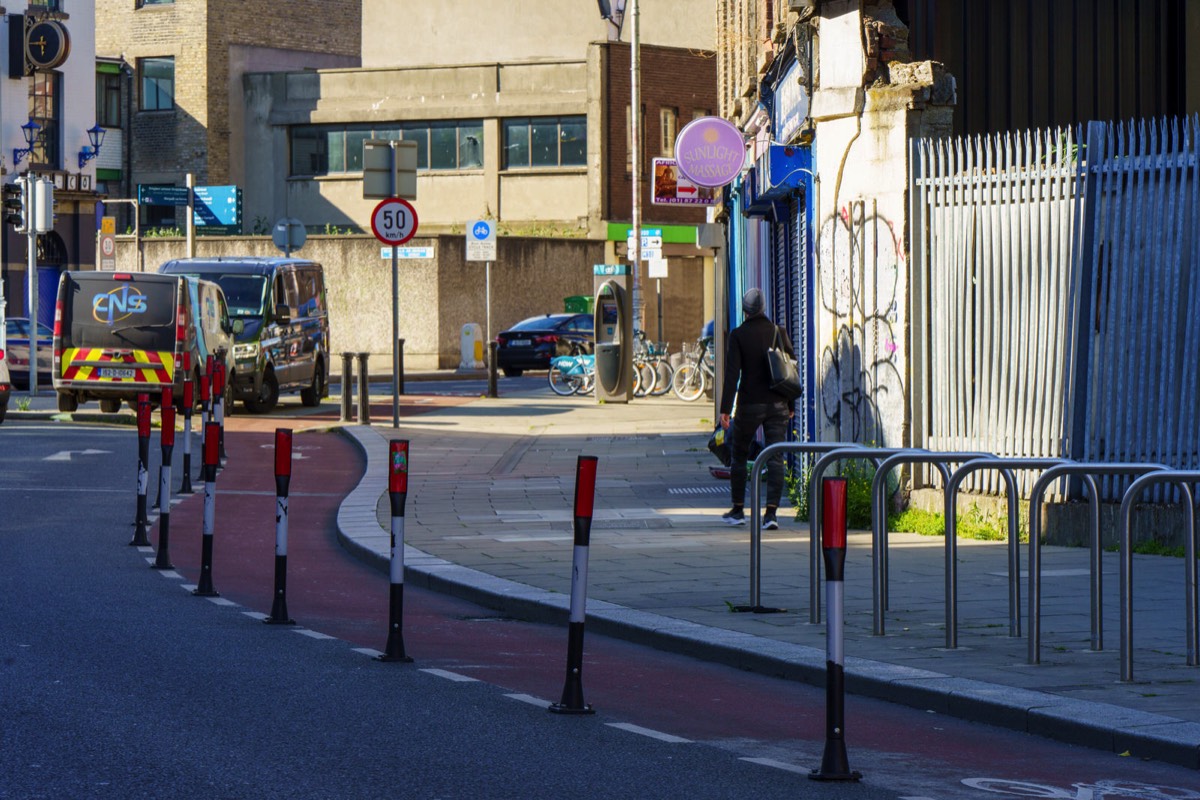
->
xmin=9 ymin=377 xmax=1200 ymax=769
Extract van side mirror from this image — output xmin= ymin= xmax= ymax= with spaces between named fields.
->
xmin=227 ymin=318 xmax=244 ymax=335
xmin=275 ymin=304 xmax=291 ymax=324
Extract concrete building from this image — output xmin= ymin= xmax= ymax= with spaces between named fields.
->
xmin=0 ymin=2 xmax=103 ymax=329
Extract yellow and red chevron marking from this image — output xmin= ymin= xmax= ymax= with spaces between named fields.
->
xmin=61 ymin=348 xmax=176 ymax=384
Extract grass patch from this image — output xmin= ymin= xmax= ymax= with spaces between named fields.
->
xmin=1105 ymin=540 xmax=1190 ymax=558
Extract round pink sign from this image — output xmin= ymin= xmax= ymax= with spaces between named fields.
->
xmin=674 ymin=116 xmax=746 ymax=188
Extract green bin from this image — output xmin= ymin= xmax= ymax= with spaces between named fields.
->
xmin=563 ymin=295 xmax=594 ymax=314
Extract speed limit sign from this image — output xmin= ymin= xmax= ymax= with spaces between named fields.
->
xmin=370 ymin=197 xmax=418 ymax=245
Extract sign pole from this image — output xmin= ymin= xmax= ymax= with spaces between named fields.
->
xmin=390 ymin=143 xmax=400 ymax=430
xmin=486 ymin=261 xmax=492 ymax=356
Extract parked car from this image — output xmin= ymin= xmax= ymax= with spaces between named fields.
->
xmin=495 ymin=313 xmax=594 ymax=377
xmin=158 ymin=257 xmax=330 ymax=413
xmin=5 ymin=317 xmax=53 ymax=389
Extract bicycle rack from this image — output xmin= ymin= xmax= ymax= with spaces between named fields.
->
xmin=807 ymin=447 xmax=897 ymax=624
xmin=943 ymin=457 xmax=1068 ymax=643
xmin=1118 ymin=470 xmax=1200 ymax=682
xmin=1026 ymin=462 xmax=1167 ymax=665
xmin=738 ymin=441 xmax=863 ymax=613
xmin=870 ymin=449 xmax=995 ymax=646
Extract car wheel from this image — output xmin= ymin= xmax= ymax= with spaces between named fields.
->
xmin=245 ymin=370 xmax=279 ymax=414
xmin=99 ymin=398 xmax=122 ymax=414
xmin=57 ymin=392 xmax=79 ymax=413
xmin=502 ymin=367 xmax=523 ymax=378
xmin=300 ymin=359 xmax=325 ymax=407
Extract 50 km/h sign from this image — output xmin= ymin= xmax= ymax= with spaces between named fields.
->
xmin=371 ymin=197 xmax=418 ymax=245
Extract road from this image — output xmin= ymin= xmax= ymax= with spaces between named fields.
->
xmin=2 ymin=416 xmax=1197 ymax=798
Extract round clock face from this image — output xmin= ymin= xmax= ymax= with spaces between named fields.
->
xmin=26 ymin=20 xmax=71 ymax=71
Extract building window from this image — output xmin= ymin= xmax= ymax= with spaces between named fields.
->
xmin=660 ymin=107 xmax=678 ymax=156
xmin=96 ymin=72 xmax=122 ymax=128
xmin=289 ymin=121 xmax=484 ymax=176
xmin=29 ymin=71 xmax=61 ymax=169
xmin=137 ymin=0 xmax=174 ymax=6
xmin=503 ymin=116 xmax=585 ymax=169
xmin=140 ymin=57 xmax=174 ymax=111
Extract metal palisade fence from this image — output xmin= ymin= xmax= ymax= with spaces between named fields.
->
xmin=911 ymin=115 xmax=1200 ymax=500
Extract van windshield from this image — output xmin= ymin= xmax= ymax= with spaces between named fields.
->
xmin=211 ymin=275 xmax=267 ymax=317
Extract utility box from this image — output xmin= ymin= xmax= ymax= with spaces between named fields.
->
xmin=563 ymin=295 xmax=593 ymax=314
xmin=593 ymin=264 xmax=633 ymax=403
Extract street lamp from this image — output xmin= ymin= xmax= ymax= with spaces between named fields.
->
xmin=12 ymin=119 xmax=42 ymax=166
xmin=78 ymin=124 xmax=106 ymax=169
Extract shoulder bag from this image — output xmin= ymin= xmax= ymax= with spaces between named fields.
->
xmin=766 ymin=326 xmax=802 ymax=401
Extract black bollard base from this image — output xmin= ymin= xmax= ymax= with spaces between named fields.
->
xmin=376 ymin=652 xmax=414 ymax=663
xmin=730 ymin=604 xmax=787 ymax=614
xmin=548 ymin=702 xmax=595 ymax=715
xmin=130 ymin=520 xmax=151 ymax=547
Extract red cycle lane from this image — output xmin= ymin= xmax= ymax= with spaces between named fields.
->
xmin=150 ymin=418 xmax=1199 ymax=797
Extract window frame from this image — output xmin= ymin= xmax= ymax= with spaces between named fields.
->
xmin=288 ymin=121 xmax=485 ymax=177
xmin=139 ymin=56 xmax=174 ymax=112
xmin=502 ymin=115 xmax=587 ymax=170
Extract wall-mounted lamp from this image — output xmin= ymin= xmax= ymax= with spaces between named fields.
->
xmin=12 ymin=119 xmax=42 ymax=166
xmin=78 ymin=124 xmax=106 ymax=169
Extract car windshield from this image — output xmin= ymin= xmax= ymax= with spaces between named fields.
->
xmin=213 ymin=275 xmax=268 ymax=316
xmin=510 ymin=315 xmax=571 ymax=332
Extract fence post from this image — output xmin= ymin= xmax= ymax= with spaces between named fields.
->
xmin=549 ymin=455 xmax=598 ymax=715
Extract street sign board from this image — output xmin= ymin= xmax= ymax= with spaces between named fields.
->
xmin=639 ymin=247 xmax=663 ymax=261
xmin=652 ymin=158 xmax=717 ymax=205
xmin=466 ymin=219 xmax=496 ymax=261
xmin=363 ymin=140 xmax=418 ymax=200
xmin=272 ymin=218 xmax=307 ymax=254
xmin=371 ymin=197 xmax=418 ymax=246
xmin=381 ymin=246 xmax=435 ymax=259
xmin=193 ymin=185 xmax=241 ymax=228
xmin=138 ymin=185 xmax=190 ymax=206
xmin=647 ymin=258 xmax=668 ymax=279
xmin=98 ymin=232 xmax=117 ymax=271
xmin=627 ymin=235 xmax=663 ymax=249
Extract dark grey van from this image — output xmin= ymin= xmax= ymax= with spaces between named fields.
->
xmin=158 ymin=257 xmax=330 ymax=413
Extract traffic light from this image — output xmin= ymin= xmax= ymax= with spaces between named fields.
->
xmin=2 ymin=178 xmax=26 ymax=232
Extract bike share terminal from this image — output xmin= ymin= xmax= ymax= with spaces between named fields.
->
xmin=593 ymin=264 xmax=633 ymax=403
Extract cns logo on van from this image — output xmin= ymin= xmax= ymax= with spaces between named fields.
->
xmin=93 ymin=285 xmax=148 ymax=325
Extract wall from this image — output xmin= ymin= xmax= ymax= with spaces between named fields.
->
xmin=360 ymin=0 xmax=716 ymax=69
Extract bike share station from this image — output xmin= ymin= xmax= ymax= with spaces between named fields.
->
xmin=593 ymin=264 xmax=634 ymax=403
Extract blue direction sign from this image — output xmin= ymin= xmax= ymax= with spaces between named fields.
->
xmin=193 ymin=185 xmax=242 ymax=228
xmin=138 ymin=185 xmax=190 ymax=206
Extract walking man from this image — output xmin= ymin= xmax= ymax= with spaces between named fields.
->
xmin=718 ymin=288 xmax=795 ymax=529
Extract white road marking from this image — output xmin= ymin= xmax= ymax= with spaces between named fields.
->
xmin=353 ymin=648 xmax=384 ymax=658
xmin=43 ymin=448 xmax=113 ymax=462
xmin=605 ymin=723 xmax=691 ymax=743
xmin=420 ymin=668 xmax=479 ymax=683
xmin=739 ymin=757 xmax=811 ymax=775
xmin=155 ymin=570 xmax=184 ymax=580
xmin=504 ymin=693 xmax=550 ymax=708
xmin=242 ymin=611 xmax=269 ymax=621
xmin=294 ymin=629 xmax=335 ymax=640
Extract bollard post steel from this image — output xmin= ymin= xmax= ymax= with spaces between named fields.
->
xmin=194 ymin=421 xmax=221 ymax=597
xmin=487 ymin=341 xmax=499 ymax=398
xmin=356 ymin=353 xmax=371 ymax=424
xmin=213 ymin=356 xmax=227 ymax=462
xmin=378 ymin=440 xmax=413 ymax=662
xmin=180 ymin=352 xmax=194 ymax=495
xmin=811 ymin=477 xmax=861 ymax=783
xmin=131 ymin=393 xmax=152 ymax=546
xmin=152 ymin=388 xmax=176 ymax=570
xmin=340 ymin=352 xmax=353 ymax=422
xmin=549 ymin=455 xmax=598 ymax=715
xmin=195 ymin=371 xmax=211 ymax=483
xmin=266 ymin=428 xmax=295 ymax=625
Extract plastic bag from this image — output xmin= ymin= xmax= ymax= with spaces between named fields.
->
xmin=707 ymin=426 xmax=732 ymax=467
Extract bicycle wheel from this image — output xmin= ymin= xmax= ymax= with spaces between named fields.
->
xmin=634 ymin=362 xmax=654 ymax=397
xmin=672 ymin=363 xmax=705 ymax=402
xmin=548 ymin=364 xmax=578 ymax=396
xmin=650 ymin=359 xmax=674 ymax=396
xmin=577 ymin=371 xmax=595 ymax=395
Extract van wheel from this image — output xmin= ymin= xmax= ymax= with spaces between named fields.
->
xmin=57 ymin=393 xmax=79 ymax=413
xmin=300 ymin=360 xmax=325 ymax=407
xmin=502 ymin=367 xmax=522 ymax=377
xmin=245 ymin=370 xmax=279 ymax=414
xmin=99 ymin=398 xmax=122 ymax=414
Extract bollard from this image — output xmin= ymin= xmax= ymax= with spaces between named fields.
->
xmin=340 ymin=352 xmax=354 ymax=422
xmin=213 ymin=356 xmax=227 ymax=462
xmin=487 ymin=341 xmax=499 ymax=399
xmin=810 ymin=477 xmax=861 ymax=783
xmin=356 ymin=352 xmax=371 ymax=424
xmin=153 ymin=388 xmax=176 ymax=570
xmin=397 ymin=338 xmax=406 ymax=396
xmin=194 ymin=421 xmax=221 ymax=597
xmin=378 ymin=440 xmax=413 ymax=662
xmin=131 ymin=393 xmax=152 ymax=546
xmin=265 ymin=428 xmax=295 ymax=625
xmin=195 ymin=373 xmax=211 ymax=483
xmin=180 ymin=352 xmax=194 ymax=494
xmin=549 ymin=455 xmax=599 ymax=715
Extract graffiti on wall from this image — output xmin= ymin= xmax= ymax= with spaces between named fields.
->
xmin=816 ymin=200 xmax=906 ymax=446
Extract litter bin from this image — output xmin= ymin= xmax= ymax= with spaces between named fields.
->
xmin=564 ymin=295 xmax=594 ymax=314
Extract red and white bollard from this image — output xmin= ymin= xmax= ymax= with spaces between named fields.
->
xmin=195 ymin=371 xmax=211 ymax=483
xmin=153 ymin=388 xmax=176 ymax=570
xmin=378 ymin=440 xmax=413 ymax=662
xmin=214 ymin=357 xmax=227 ymax=462
xmin=180 ymin=352 xmax=194 ymax=495
xmin=810 ymin=477 xmax=861 ymax=782
xmin=549 ymin=455 xmax=598 ymax=715
xmin=131 ymin=392 xmax=152 ymax=546
xmin=194 ymin=421 xmax=221 ymax=597
xmin=265 ymin=428 xmax=295 ymax=625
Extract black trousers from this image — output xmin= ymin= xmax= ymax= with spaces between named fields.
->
xmin=729 ymin=401 xmax=790 ymax=508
